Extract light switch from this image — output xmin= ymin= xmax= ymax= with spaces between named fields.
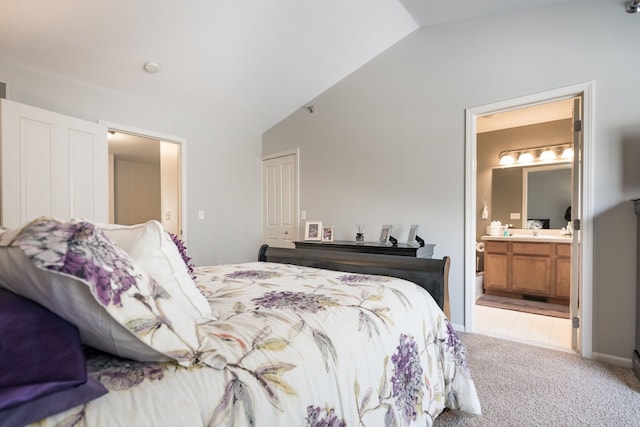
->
xmin=198 ymin=210 xmax=205 ymax=220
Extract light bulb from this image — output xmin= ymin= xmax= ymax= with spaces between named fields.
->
xmin=539 ymin=148 xmax=556 ymax=161
xmin=499 ymin=153 xmax=515 ymax=165
xmin=518 ymin=152 xmax=534 ymax=163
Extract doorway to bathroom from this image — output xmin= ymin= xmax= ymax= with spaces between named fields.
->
xmin=464 ymin=83 xmax=594 ymax=357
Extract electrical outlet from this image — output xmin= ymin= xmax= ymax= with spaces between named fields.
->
xmin=301 ymin=210 xmax=306 ymax=220
xmin=510 ymin=213 xmax=521 ymax=220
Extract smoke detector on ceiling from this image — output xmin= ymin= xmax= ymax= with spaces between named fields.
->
xmin=143 ymin=62 xmax=161 ymax=73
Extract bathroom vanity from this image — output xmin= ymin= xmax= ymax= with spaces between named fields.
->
xmin=482 ymin=233 xmax=571 ymax=304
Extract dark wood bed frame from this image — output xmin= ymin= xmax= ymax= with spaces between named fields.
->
xmin=258 ymin=244 xmax=450 ymax=317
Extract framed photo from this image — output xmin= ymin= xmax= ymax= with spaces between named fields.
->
xmin=321 ymin=226 xmax=334 ymax=242
xmin=305 ymin=221 xmax=322 ymax=241
xmin=379 ymin=224 xmax=393 ymax=245
xmin=407 ymin=224 xmax=419 ymax=245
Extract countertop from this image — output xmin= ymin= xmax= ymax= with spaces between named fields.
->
xmin=481 ymin=234 xmax=573 ymax=243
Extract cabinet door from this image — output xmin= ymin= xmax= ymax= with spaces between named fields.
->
xmin=1 ymin=99 xmax=108 ymax=227
xmin=555 ymin=256 xmax=571 ymax=298
xmin=484 ymin=252 xmax=509 ymax=290
xmin=511 ymin=255 xmax=551 ymax=295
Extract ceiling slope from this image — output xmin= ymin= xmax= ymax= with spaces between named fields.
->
xmin=0 ymin=0 xmax=584 ymax=134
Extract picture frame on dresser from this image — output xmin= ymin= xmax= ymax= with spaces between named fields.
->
xmin=304 ymin=221 xmax=322 ymax=241
xmin=407 ymin=224 xmax=419 ymax=245
xmin=321 ymin=226 xmax=334 ymax=242
xmin=379 ymin=225 xmax=393 ymax=245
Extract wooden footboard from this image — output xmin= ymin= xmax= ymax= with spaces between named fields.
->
xmin=258 ymin=244 xmax=450 ymax=318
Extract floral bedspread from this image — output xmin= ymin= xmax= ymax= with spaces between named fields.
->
xmin=38 ymin=262 xmax=481 ymax=426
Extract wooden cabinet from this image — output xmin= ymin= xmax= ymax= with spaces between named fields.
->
xmin=484 ymin=241 xmax=508 ymax=290
xmin=484 ymin=239 xmax=570 ymax=304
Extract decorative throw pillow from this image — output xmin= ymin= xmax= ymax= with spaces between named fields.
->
xmin=98 ymin=220 xmax=211 ymax=320
xmin=0 ymin=378 xmax=107 ymax=427
xmin=0 ymin=288 xmax=109 ymax=426
xmin=0 ymin=288 xmax=88 ymax=410
xmin=0 ymin=217 xmax=224 ymax=368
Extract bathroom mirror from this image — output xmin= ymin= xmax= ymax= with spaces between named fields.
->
xmin=491 ymin=164 xmax=571 ymax=229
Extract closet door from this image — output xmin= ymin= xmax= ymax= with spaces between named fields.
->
xmin=262 ymin=152 xmax=298 ymax=248
xmin=1 ymin=99 xmax=108 ymax=228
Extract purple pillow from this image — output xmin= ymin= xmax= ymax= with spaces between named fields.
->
xmin=0 ymin=288 xmax=93 ymax=410
xmin=0 ymin=377 xmax=107 ymax=427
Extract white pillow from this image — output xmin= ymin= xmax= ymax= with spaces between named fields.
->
xmin=0 ymin=245 xmax=168 ymax=362
xmin=98 ymin=220 xmax=211 ymax=320
xmin=0 ymin=218 xmax=224 ymax=368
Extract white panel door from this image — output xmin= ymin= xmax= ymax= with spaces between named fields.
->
xmin=1 ymin=99 xmax=108 ymax=228
xmin=262 ymin=152 xmax=297 ymax=247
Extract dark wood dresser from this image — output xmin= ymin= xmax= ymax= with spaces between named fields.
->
xmin=294 ymin=240 xmax=434 ymax=258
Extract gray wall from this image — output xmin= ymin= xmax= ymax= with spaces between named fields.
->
xmin=0 ymin=60 xmax=263 ymax=266
xmin=263 ymin=0 xmax=640 ymax=360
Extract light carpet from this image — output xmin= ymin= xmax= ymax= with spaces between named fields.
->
xmin=434 ymin=333 xmax=640 ymax=426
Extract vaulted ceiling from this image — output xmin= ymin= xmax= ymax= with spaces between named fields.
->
xmin=0 ymin=0 xmax=581 ymax=134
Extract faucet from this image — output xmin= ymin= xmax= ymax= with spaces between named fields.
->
xmin=531 ymin=224 xmax=541 ymax=236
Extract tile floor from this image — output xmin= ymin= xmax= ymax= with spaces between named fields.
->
xmin=474 ymin=304 xmax=573 ymax=351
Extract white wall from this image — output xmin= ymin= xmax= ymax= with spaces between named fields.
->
xmin=263 ymin=0 xmax=640 ymax=360
xmin=0 ymin=60 xmax=263 ymax=266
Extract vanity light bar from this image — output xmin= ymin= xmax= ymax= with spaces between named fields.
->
xmin=498 ymin=142 xmax=572 ymax=167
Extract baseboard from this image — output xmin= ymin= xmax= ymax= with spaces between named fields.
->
xmin=450 ymin=322 xmax=465 ymax=332
xmin=592 ymin=351 xmax=632 ymax=369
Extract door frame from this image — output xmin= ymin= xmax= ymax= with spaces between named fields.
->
xmin=464 ymin=82 xmax=594 ymax=358
xmin=99 ymin=120 xmax=188 ymax=240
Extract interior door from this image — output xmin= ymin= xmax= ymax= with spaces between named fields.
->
xmin=571 ymin=95 xmax=583 ymax=350
xmin=1 ymin=99 xmax=108 ymax=227
xmin=262 ymin=152 xmax=297 ymax=247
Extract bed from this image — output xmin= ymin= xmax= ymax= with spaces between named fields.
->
xmin=0 ymin=217 xmax=481 ymax=426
